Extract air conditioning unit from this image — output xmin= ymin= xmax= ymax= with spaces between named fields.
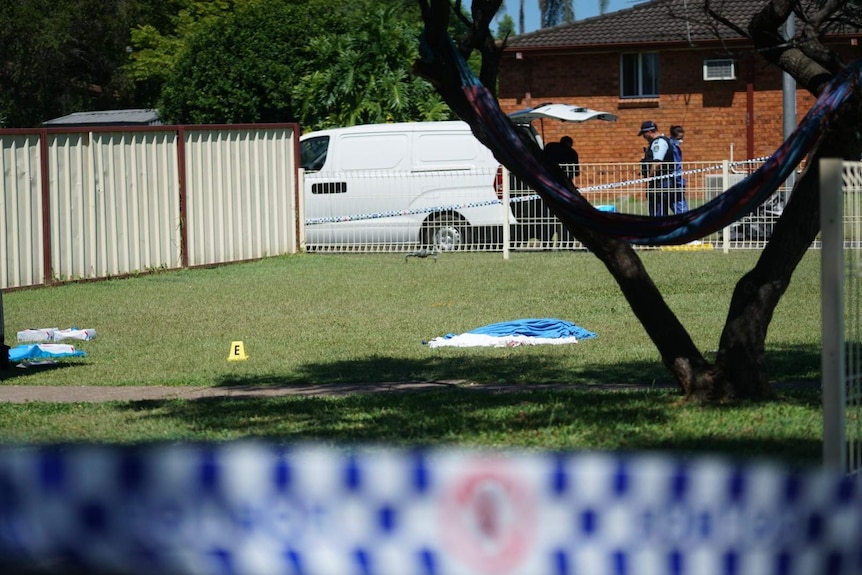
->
xmin=703 ymin=59 xmax=736 ymax=81
xmin=705 ymin=173 xmax=746 ymax=199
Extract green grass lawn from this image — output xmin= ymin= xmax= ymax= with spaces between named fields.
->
xmin=0 ymin=250 xmax=825 ymax=464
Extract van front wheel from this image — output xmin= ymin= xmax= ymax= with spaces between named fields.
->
xmin=422 ymin=215 xmax=467 ymax=251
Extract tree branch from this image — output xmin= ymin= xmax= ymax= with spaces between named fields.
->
xmin=747 ymin=0 xmax=833 ymax=94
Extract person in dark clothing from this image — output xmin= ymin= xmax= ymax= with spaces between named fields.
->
xmin=514 ymin=135 xmax=581 ymax=243
xmin=668 ymin=125 xmax=689 ymax=214
xmin=543 ymin=135 xmax=580 ymax=179
xmin=638 ymin=120 xmax=676 ymax=217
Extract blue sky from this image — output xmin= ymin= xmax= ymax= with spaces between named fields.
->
xmin=499 ymin=0 xmax=639 ymax=34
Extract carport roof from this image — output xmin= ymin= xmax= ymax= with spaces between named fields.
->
xmin=43 ymin=109 xmax=161 ymax=127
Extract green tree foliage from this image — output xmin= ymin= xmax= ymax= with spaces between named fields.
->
xmin=292 ymin=6 xmax=452 ymax=130
xmin=125 ymin=0 xmax=249 ymax=108
xmin=0 ymin=0 xmax=147 ymax=127
xmin=496 ymin=13 xmax=517 ymax=39
xmin=127 ymin=0 xmax=424 ymax=113
xmin=159 ymin=1 xmax=451 ymax=127
xmin=0 ymin=0 xmax=472 ymax=128
xmin=158 ymin=0 xmax=343 ymax=124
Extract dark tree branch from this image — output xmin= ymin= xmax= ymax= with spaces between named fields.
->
xmin=416 ymin=0 xmax=862 ymax=404
xmin=748 ymin=0 xmax=834 ymax=92
xmin=704 ymin=0 xmax=749 ymax=39
xmin=810 ymin=0 xmax=846 ymax=28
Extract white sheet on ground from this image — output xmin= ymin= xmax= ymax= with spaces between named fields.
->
xmin=17 ymin=328 xmax=97 ymax=343
xmin=426 ymin=318 xmax=596 ymax=348
xmin=428 ymin=333 xmax=582 ymax=348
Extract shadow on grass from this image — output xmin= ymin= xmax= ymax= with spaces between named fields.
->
xmin=217 ymin=354 xmax=672 ymax=388
xmin=212 ymin=342 xmax=820 ymax=390
xmin=0 ymin=361 xmax=83 ymax=382
xmin=120 ymin=388 xmax=822 ymax=466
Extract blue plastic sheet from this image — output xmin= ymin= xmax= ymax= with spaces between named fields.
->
xmin=9 ymin=344 xmax=86 ymax=362
xmin=462 ymin=318 xmax=597 ymax=340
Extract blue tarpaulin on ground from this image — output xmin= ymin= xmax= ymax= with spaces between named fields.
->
xmin=9 ymin=344 xmax=86 ymax=362
xmin=463 ymin=318 xmax=596 ymax=339
xmin=427 ymin=318 xmax=596 ymax=348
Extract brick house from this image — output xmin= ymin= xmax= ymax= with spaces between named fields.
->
xmin=498 ymin=0 xmax=861 ymax=164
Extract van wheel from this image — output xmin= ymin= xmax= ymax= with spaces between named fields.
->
xmin=423 ymin=215 xmax=467 ymax=251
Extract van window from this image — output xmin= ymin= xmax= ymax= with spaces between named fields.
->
xmin=416 ymin=133 xmax=480 ymax=165
xmin=340 ymin=134 xmax=407 ymax=171
xmin=301 ymin=136 xmax=329 ymax=171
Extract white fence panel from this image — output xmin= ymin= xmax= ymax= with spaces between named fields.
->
xmin=1 ymin=134 xmax=44 ymax=288
xmin=184 ymin=127 xmax=297 ymax=266
xmin=48 ymin=133 xmax=89 ymax=282
xmin=303 ymin=159 xmax=788 ymax=254
xmin=47 ymin=131 xmax=182 ymax=282
xmin=821 ymin=158 xmax=862 ymax=475
xmin=94 ymin=131 xmax=182 ymax=277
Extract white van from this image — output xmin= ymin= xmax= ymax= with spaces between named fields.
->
xmin=299 ymin=105 xmax=616 ymax=250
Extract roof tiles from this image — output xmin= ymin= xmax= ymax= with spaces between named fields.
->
xmin=503 ymin=0 xmax=831 ymax=50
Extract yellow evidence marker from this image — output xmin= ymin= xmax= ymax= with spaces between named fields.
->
xmin=227 ymin=341 xmax=248 ymax=361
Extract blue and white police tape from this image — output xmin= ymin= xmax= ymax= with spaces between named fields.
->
xmin=1 ymin=444 xmax=860 ymax=575
xmin=580 ymin=157 xmax=769 ymax=193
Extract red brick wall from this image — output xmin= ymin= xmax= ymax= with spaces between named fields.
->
xmin=496 ymin=45 xmax=860 ymax=164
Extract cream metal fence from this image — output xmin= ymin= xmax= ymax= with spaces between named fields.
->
xmin=1 ymin=124 xmax=301 ymax=290
xmin=1 ymin=133 xmax=44 ymax=288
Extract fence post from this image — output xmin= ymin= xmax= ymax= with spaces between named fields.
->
xmin=502 ymin=167 xmax=511 ymax=261
xmin=722 ymin=160 xmax=731 ymax=254
xmin=820 ymin=157 xmax=845 ymax=472
xmin=0 ymin=289 xmax=8 ymax=368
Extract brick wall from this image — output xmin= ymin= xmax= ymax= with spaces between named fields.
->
xmin=496 ymin=46 xmax=859 ymax=165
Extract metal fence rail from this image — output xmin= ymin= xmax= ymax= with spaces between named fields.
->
xmin=305 ymin=160 xmax=789 ymax=254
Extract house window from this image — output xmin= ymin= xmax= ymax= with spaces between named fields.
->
xmin=621 ymin=53 xmax=659 ymax=97
xmin=703 ymin=59 xmax=736 ymax=81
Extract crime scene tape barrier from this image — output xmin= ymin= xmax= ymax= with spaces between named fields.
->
xmin=0 ymin=444 xmax=859 ymax=575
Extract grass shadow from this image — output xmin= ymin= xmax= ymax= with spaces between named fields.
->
xmin=215 ymin=355 xmax=674 ymax=389
xmin=0 ymin=361 xmax=84 ymax=382
xmin=211 ymin=343 xmax=820 ymax=391
xmin=119 ymin=387 xmax=822 ymax=466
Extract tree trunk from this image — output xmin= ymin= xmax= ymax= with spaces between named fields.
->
xmin=715 ymin=104 xmax=862 ymax=399
xmin=580 ymin=232 xmax=713 ymax=399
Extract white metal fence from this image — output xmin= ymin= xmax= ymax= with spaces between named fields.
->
xmin=304 ymin=160 xmax=790 ymax=254
xmin=1 ymin=125 xmax=301 ymax=290
xmin=821 ymin=158 xmax=862 ymax=475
